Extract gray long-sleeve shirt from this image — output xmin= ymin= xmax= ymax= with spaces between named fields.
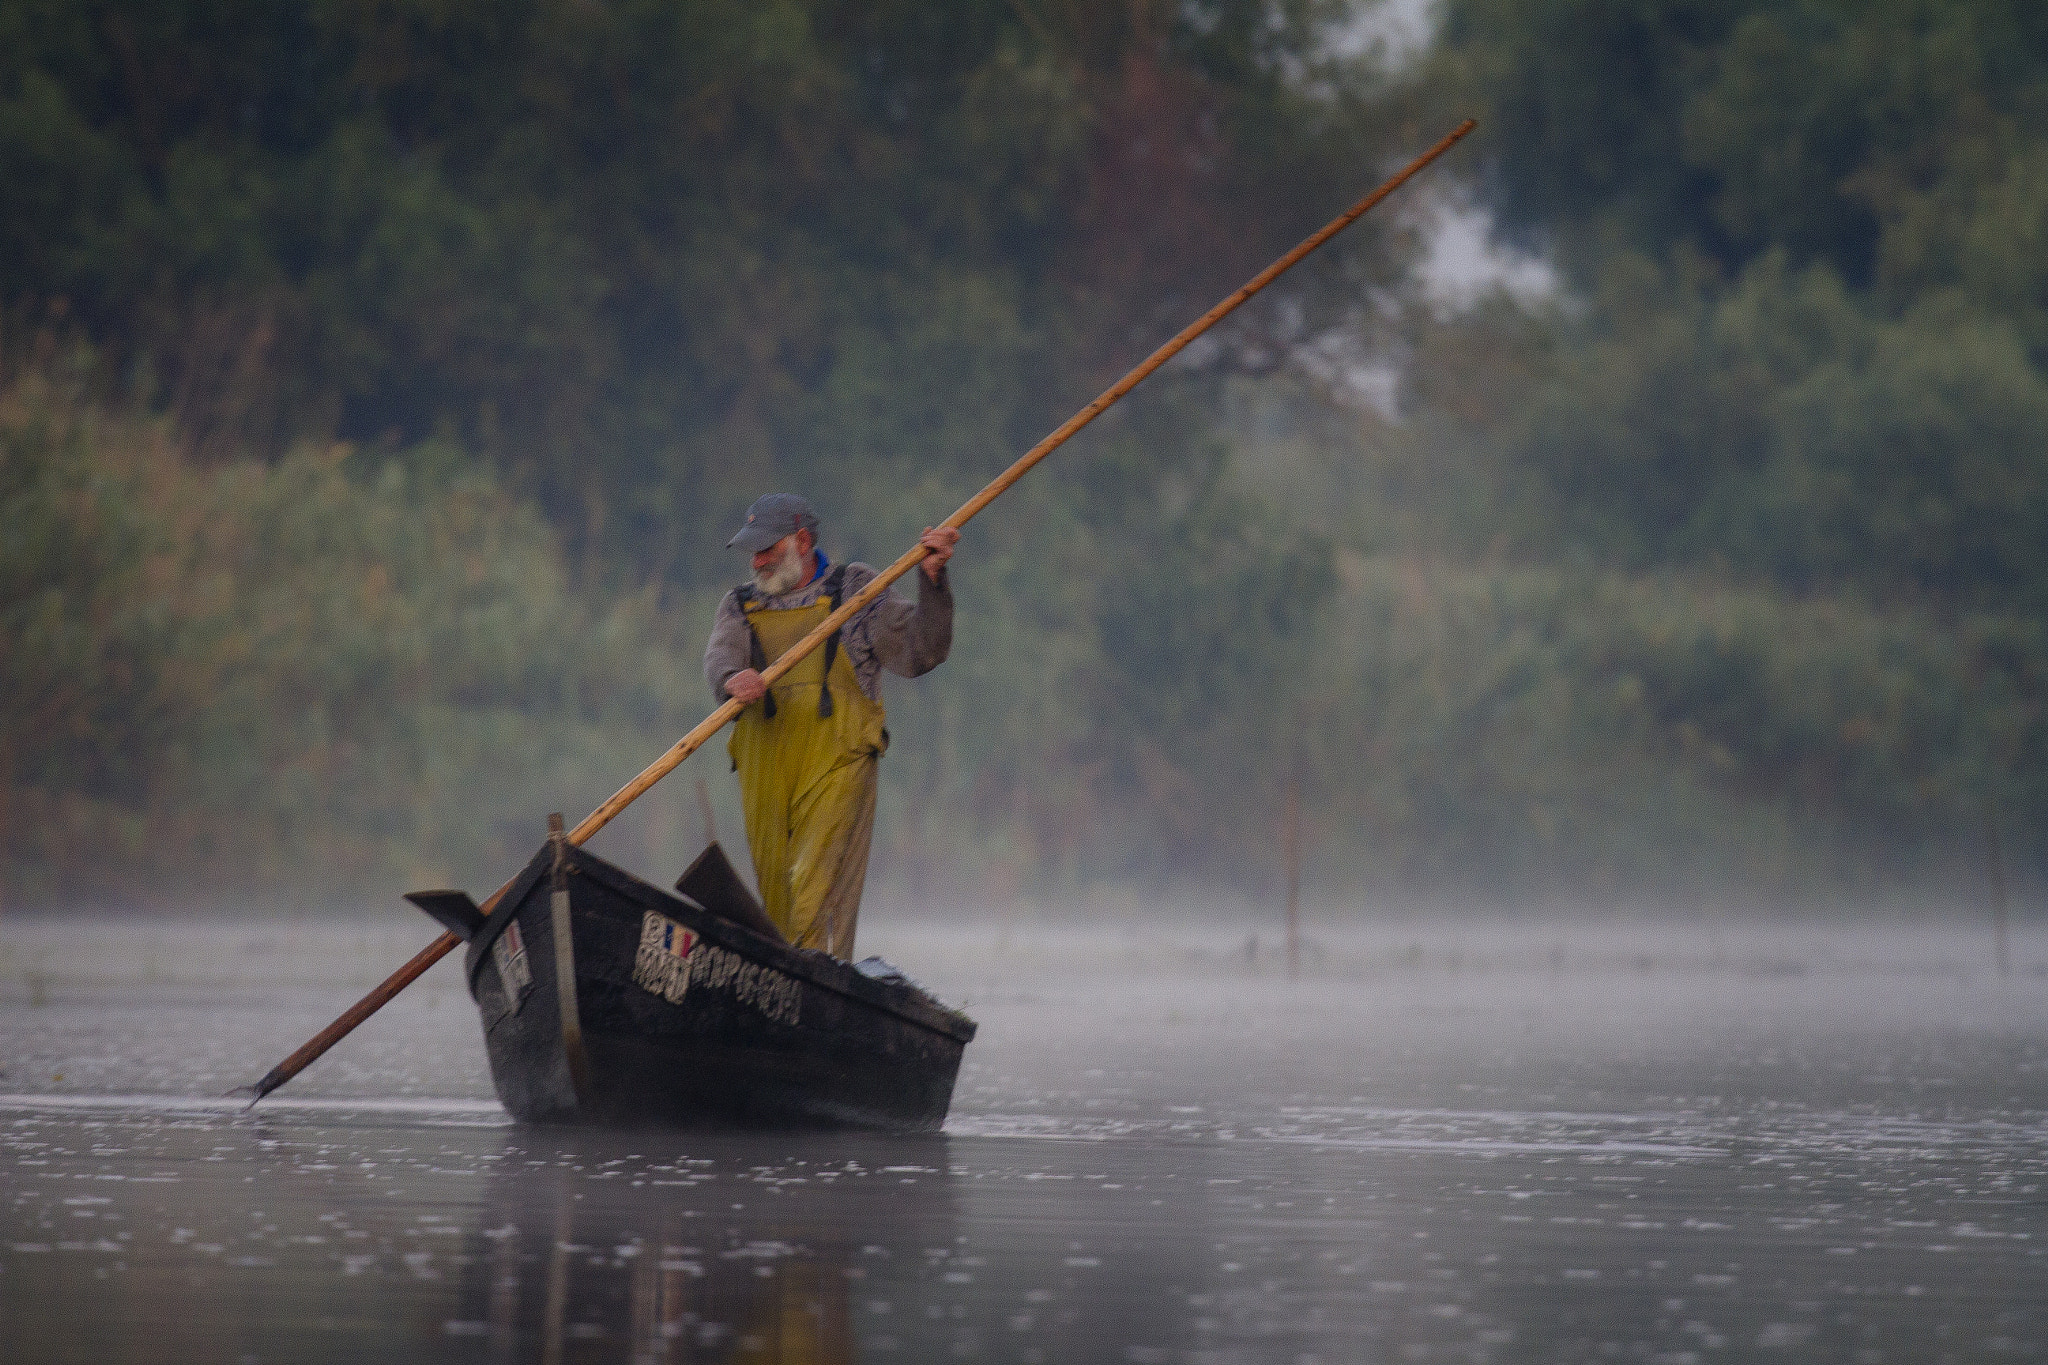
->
xmin=703 ymin=560 xmax=953 ymax=705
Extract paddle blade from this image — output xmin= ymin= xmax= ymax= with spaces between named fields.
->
xmin=405 ymin=889 xmax=486 ymax=942
xmin=676 ymin=843 xmax=785 ymax=943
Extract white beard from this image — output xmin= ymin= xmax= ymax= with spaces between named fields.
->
xmin=751 ymin=540 xmax=810 ymax=597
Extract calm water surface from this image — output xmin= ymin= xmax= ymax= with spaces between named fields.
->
xmin=1 ymin=920 xmax=2043 ymax=1362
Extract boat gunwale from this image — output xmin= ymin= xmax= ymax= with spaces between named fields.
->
xmin=466 ymin=841 xmax=977 ymax=1044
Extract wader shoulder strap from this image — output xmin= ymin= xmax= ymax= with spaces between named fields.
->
xmin=732 ymin=564 xmax=848 ymax=719
xmin=815 ymin=564 xmax=848 ymax=718
xmin=733 ymin=584 xmax=776 ymax=719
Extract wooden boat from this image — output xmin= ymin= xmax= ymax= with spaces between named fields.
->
xmin=404 ymin=832 xmax=976 ymax=1131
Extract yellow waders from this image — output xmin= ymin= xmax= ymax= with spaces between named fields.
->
xmin=728 ymin=589 xmax=888 ymax=957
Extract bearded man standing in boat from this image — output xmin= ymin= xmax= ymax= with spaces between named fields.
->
xmin=704 ymin=493 xmax=957 ymax=958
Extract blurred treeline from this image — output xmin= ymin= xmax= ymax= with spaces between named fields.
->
xmin=1 ymin=0 xmax=2040 ymax=909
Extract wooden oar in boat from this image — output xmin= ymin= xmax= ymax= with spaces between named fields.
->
xmin=237 ymin=118 xmax=1477 ymax=1106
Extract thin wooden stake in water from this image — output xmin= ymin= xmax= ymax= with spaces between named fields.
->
xmin=238 ymin=119 xmax=1478 ymax=1104
xmin=1986 ymin=797 xmax=2012 ymax=978
xmin=1283 ymin=774 xmax=1302 ymax=981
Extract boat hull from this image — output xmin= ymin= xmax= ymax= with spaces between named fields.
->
xmin=460 ymin=841 xmax=975 ymax=1132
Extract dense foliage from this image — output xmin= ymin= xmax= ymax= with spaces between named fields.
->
xmin=1435 ymin=0 xmax=2048 ymax=610
xmin=2 ymin=351 xmax=710 ymax=897
xmin=0 ymin=0 xmax=1378 ymax=570
xmin=1407 ymin=0 xmax=2046 ymax=893
xmin=2 ymin=0 xmax=2040 ymax=907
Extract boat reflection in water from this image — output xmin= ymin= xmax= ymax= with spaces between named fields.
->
xmin=466 ymin=1130 xmax=957 ymax=1364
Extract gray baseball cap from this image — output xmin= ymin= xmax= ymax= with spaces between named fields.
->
xmin=726 ymin=493 xmax=820 ymax=553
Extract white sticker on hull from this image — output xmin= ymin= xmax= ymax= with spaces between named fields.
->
xmin=494 ymin=920 xmax=534 ymax=1011
xmin=632 ymin=910 xmax=801 ymax=1026
xmin=633 ymin=912 xmax=699 ymax=1005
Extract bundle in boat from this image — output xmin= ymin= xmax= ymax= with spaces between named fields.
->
xmin=408 ymin=836 xmax=976 ymax=1131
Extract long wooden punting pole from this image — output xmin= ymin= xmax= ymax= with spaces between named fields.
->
xmin=240 ymin=119 xmax=1477 ymax=1105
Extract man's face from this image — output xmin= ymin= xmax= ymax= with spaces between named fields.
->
xmin=750 ymin=530 xmax=813 ymax=596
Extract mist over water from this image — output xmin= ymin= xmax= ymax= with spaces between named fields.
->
xmin=3 ymin=914 xmax=2042 ymax=1362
